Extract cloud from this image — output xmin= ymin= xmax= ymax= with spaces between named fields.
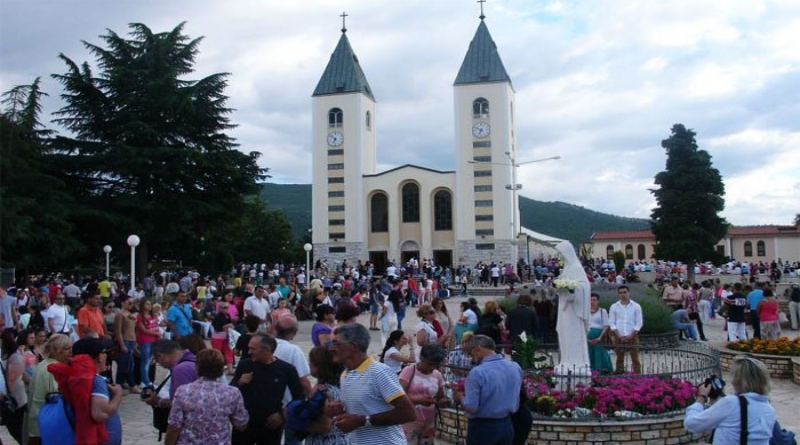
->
xmin=1 ymin=0 xmax=798 ymax=227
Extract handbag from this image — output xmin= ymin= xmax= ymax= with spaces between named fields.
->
xmin=152 ymin=374 xmax=172 ymax=440
xmin=0 ymin=360 xmax=19 ymax=425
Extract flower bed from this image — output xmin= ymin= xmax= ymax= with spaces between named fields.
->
xmin=525 ymin=374 xmax=695 ymax=419
xmin=717 ymin=342 xmax=796 ymax=380
xmin=727 ymin=337 xmax=800 ymax=356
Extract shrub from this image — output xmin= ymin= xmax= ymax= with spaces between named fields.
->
xmin=592 ymin=284 xmax=674 ymax=335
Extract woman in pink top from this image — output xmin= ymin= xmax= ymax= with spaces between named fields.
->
xmin=399 ymin=345 xmax=447 ymax=445
xmin=136 ymin=299 xmax=161 ymax=389
xmin=216 ymin=292 xmax=239 ymax=324
xmin=756 ymin=289 xmax=781 ymax=339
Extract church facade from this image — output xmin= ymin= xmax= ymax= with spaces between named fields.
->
xmin=311 ymin=16 xmax=522 ymax=271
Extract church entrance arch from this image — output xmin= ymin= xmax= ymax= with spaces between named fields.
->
xmin=369 ymin=251 xmax=387 ymax=276
xmin=400 ymin=240 xmax=420 ymax=268
xmin=432 ymin=250 xmax=453 ymax=269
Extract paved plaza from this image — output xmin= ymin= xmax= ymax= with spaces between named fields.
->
xmin=2 ymin=292 xmax=797 ymax=445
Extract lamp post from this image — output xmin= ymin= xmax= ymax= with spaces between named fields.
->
xmin=126 ymin=235 xmax=140 ymax=287
xmin=103 ymin=245 xmax=112 ymax=278
xmin=468 ymin=155 xmax=560 ymax=265
xmin=304 ymin=243 xmax=313 ymax=279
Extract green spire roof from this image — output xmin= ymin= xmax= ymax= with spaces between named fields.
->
xmin=454 ymin=20 xmax=511 ymax=87
xmin=313 ymin=32 xmax=375 ymax=100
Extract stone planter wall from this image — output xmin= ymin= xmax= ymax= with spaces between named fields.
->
xmin=437 ymin=408 xmax=704 ymax=445
xmin=717 ymin=343 xmax=796 ymax=380
xmin=793 ymin=358 xmax=800 ymax=385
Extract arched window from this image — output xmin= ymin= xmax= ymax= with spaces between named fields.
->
xmin=637 ymin=244 xmax=646 ymax=260
xmin=370 ymin=193 xmax=388 ymax=233
xmin=402 ymin=183 xmax=420 ymax=223
xmin=756 ymin=240 xmax=766 ymax=257
xmin=365 ymin=111 xmax=371 ymax=130
xmin=433 ymin=190 xmax=452 ymax=231
xmin=624 ymin=244 xmax=633 ymax=260
xmin=473 ymin=98 xmax=489 ymax=118
xmin=743 ymin=241 xmax=753 ymax=257
xmin=606 ymin=245 xmax=614 ymax=259
xmin=328 ymin=108 xmax=343 ymax=127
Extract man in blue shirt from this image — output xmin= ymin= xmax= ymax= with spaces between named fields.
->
xmin=747 ymin=283 xmax=764 ymax=339
xmin=453 ymin=335 xmax=522 ymax=445
xmin=166 ymin=291 xmax=194 ymax=339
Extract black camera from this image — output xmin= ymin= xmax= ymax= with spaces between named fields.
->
xmin=703 ymin=375 xmax=726 ymax=399
xmin=140 ymin=386 xmax=154 ymax=401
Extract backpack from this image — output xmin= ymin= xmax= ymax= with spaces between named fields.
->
xmin=39 ymin=392 xmax=76 ymax=445
xmin=771 ymin=420 xmax=797 ymax=445
xmin=285 ymin=388 xmax=328 ymax=440
xmin=790 ymin=287 xmax=800 ymax=303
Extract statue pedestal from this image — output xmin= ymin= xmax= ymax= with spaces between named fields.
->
xmin=553 ymin=363 xmax=591 ymax=392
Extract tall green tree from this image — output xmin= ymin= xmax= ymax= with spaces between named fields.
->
xmin=50 ymin=23 xmax=267 ymax=279
xmin=0 ymin=79 xmax=81 ymax=272
xmin=650 ymin=124 xmax=728 ymax=282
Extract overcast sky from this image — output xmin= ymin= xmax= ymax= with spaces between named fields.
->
xmin=2 ymin=0 xmax=799 ymax=227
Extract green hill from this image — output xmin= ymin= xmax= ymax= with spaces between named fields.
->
xmin=259 ymin=183 xmax=650 ymax=244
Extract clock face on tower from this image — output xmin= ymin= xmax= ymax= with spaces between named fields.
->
xmin=327 ymin=131 xmax=344 ymax=147
xmin=472 ymin=122 xmax=490 ymax=138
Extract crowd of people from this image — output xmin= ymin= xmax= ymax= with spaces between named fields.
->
xmin=0 ymin=250 xmax=796 ymax=445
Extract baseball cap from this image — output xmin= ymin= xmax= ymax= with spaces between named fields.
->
xmin=72 ymin=338 xmax=115 ymax=358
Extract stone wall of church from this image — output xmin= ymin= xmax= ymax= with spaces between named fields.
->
xmin=456 ymin=239 xmax=522 ymax=266
xmin=313 ymin=242 xmax=365 ymax=271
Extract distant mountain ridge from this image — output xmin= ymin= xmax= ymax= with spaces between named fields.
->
xmin=259 ymin=183 xmax=650 ymax=245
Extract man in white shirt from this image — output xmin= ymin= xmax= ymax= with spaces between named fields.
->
xmin=47 ymin=294 xmax=72 ymax=334
xmin=128 ymin=283 xmax=146 ymax=300
xmin=267 ymin=284 xmax=282 ymax=310
xmin=244 ymin=286 xmax=271 ymax=331
xmin=609 ymin=285 xmax=643 ymax=374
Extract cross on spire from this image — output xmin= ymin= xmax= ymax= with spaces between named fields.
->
xmin=477 ymin=0 xmax=486 ymax=20
xmin=340 ymin=11 xmax=349 ymax=33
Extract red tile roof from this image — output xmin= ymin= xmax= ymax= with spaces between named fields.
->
xmin=727 ymin=225 xmax=800 ymax=236
xmin=590 ymin=225 xmax=800 ymax=241
xmin=591 ymin=229 xmax=654 ymax=241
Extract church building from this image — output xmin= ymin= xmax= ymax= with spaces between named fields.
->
xmin=311 ymin=12 xmax=524 ymax=272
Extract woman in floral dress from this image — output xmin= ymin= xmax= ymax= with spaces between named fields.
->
xmin=399 ymin=345 xmax=447 ymax=445
xmin=165 ymin=349 xmax=248 ymax=445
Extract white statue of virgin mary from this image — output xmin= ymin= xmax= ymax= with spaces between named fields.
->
xmin=554 ymin=240 xmax=591 ymax=375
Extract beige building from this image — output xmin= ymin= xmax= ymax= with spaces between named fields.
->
xmin=589 ymin=225 xmax=800 ymax=263
xmin=311 ymin=16 xmax=526 ymax=270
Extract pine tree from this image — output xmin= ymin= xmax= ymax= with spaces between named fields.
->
xmin=650 ymin=124 xmax=728 ymax=282
xmin=50 ymin=23 xmax=267 ymax=278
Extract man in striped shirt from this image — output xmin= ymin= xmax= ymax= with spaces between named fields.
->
xmin=329 ymin=323 xmax=415 ymax=445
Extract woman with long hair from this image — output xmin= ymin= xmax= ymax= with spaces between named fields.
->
xmin=311 ymin=305 xmax=335 ymax=348
xmin=16 ymin=329 xmax=38 ymax=384
xmin=27 ymin=334 xmax=73 ymax=445
xmin=477 ymin=300 xmax=505 ymax=345
xmin=305 ymin=347 xmax=347 ymax=445
xmin=431 ymin=298 xmax=453 ymax=349
xmin=137 ymin=299 xmax=161 ymax=390
xmin=587 ymin=293 xmax=613 ymax=373
xmin=1 ymin=329 xmax=28 ymax=444
xmin=379 ymin=330 xmax=416 ymax=374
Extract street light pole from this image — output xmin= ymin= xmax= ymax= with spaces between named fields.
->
xmin=103 ymin=245 xmax=112 ymax=278
xmin=127 ymin=235 xmax=140 ymax=287
xmin=304 ymin=243 xmax=313 ymax=280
